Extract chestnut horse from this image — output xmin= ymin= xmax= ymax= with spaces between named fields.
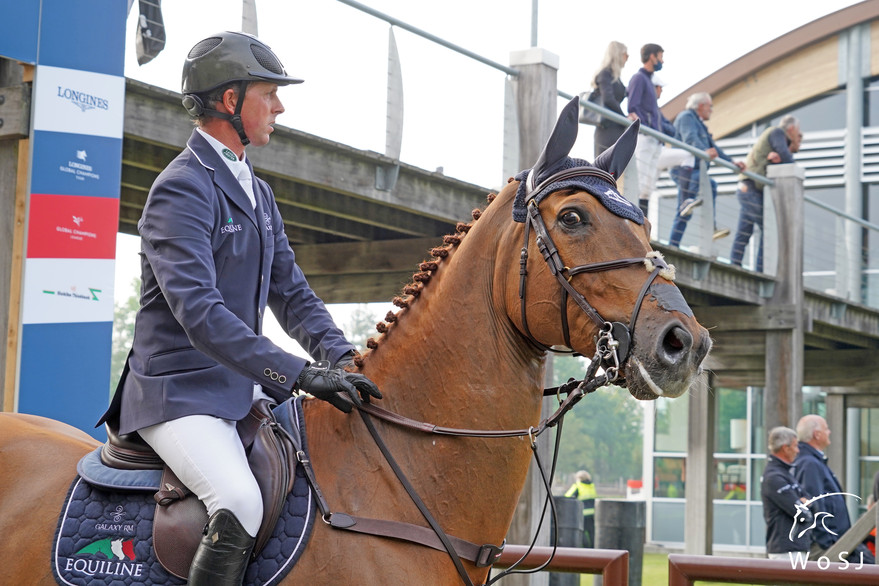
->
xmin=0 ymin=98 xmax=710 ymax=585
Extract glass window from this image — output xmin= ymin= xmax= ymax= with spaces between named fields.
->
xmin=866 ymin=78 xmax=879 ymax=127
xmin=802 ymin=388 xmax=827 ymax=418
xmin=655 ymin=395 xmax=688 ymax=453
xmin=716 ymin=458 xmax=748 ymax=501
xmin=652 ymin=501 xmax=685 ymax=543
xmin=750 ymin=503 xmax=766 ymax=547
xmin=860 ymin=409 xmax=879 ymax=457
xmin=654 ymin=457 xmax=686 ymax=498
xmin=716 ymin=388 xmax=748 ymax=454
xmin=779 ymin=91 xmax=846 ymax=133
xmin=859 ymin=460 xmax=879 ymax=507
xmin=751 ymin=387 xmax=766 ymax=455
xmin=751 ymin=457 xmax=767 ymax=501
xmin=714 ymin=502 xmax=749 ymax=545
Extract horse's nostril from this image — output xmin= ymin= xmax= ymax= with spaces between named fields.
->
xmin=658 ymin=324 xmax=692 ymax=365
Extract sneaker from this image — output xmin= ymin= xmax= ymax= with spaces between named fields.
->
xmin=679 ymin=198 xmax=703 ymax=217
xmin=713 ymin=227 xmax=731 ymax=240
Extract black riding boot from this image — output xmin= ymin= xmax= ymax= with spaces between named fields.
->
xmin=188 ymin=509 xmax=255 ymax=586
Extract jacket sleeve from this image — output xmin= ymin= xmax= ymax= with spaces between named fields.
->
xmin=263 ymin=190 xmax=355 ymax=366
xmin=677 ymin=111 xmax=711 ymax=151
xmin=139 ymin=169 xmax=307 ymax=394
xmin=596 ymin=68 xmax=624 ymax=116
xmin=626 ymin=73 xmax=647 ymax=120
xmin=768 ymin=127 xmax=795 ymax=163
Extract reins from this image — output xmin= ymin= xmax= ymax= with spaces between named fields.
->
xmin=308 ymin=169 xmax=674 ymax=585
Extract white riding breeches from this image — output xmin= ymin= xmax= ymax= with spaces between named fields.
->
xmin=138 ymin=413 xmax=264 ymax=537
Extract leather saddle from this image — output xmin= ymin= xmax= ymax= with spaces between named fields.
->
xmin=100 ymin=399 xmax=298 ymax=579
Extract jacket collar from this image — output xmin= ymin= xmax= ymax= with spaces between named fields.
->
xmin=186 ymin=129 xmax=259 ymax=227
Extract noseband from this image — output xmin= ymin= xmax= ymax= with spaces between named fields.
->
xmin=519 ymin=165 xmax=672 ymax=381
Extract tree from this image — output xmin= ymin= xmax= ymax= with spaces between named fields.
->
xmin=550 ymin=355 xmax=644 ymax=485
xmin=342 ymin=304 xmax=382 ymax=352
xmin=110 ymin=278 xmax=140 ymax=396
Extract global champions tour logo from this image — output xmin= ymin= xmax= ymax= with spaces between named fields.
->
xmin=786 ymin=492 xmax=867 ymax=570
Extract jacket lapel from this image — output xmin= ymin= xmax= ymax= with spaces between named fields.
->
xmin=187 ymin=130 xmax=258 ymax=230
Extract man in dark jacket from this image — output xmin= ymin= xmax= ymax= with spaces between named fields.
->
xmin=761 ymin=427 xmax=812 ymax=558
xmin=794 ymin=414 xmax=875 ymax=563
xmin=99 ymin=32 xmax=382 ymax=585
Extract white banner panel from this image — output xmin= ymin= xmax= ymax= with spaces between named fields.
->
xmin=22 ymin=258 xmax=116 ymax=324
xmin=32 ymin=65 xmax=125 ymax=139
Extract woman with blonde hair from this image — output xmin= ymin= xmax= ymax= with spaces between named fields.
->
xmin=591 ymin=41 xmax=635 ymax=156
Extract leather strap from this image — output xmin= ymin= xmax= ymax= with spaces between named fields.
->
xmin=328 ymin=513 xmax=504 ymax=568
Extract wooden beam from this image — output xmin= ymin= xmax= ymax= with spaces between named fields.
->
xmin=693 ymin=304 xmax=798 ymax=332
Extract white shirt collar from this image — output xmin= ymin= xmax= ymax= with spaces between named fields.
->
xmin=196 ymin=128 xmax=255 ymax=208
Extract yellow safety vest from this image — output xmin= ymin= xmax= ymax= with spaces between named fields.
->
xmin=564 ymin=481 xmax=597 ymax=516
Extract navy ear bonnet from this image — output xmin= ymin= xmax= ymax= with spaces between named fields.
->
xmin=512 ymin=157 xmax=644 ymax=225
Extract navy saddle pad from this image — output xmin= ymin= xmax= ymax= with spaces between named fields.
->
xmin=51 ymin=396 xmax=316 ymax=586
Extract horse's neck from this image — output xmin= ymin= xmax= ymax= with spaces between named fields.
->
xmin=364 ymin=197 xmax=546 ymax=428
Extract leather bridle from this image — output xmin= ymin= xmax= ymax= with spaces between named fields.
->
xmin=313 ymin=170 xmax=676 ymax=585
xmin=519 ymin=165 xmax=671 ymax=381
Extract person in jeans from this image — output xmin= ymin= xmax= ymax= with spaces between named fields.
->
xmin=730 ymin=115 xmax=801 ymax=271
xmin=626 ymin=43 xmax=665 ymax=216
xmin=667 ymin=92 xmax=744 ymax=247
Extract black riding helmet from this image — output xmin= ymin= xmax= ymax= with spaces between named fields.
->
xmin=181 ymin=31 xmax=303 ymax=146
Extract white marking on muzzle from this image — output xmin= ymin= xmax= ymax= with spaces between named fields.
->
xmin=633 ymin=357 xmax=665 ymax=397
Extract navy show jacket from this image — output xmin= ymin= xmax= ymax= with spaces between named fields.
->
xmin=103 ymin=130 xmax=354 ymax=435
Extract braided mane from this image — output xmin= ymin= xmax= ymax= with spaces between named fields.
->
xmin=352 ymin=190 xmax=501 ymax=368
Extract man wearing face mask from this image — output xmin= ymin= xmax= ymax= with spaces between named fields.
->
xmin=627 ymin=43 xmax=665 ymax=216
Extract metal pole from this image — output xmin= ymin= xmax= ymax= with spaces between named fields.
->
xmin=336 ymin=0 xmax=519 ymax=76
xmin=531 ymin=0 xmax=538 ymax=47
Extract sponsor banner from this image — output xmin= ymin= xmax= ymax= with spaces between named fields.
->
xmin=37 ymin=0 xmax=126 ymax=76
xmin=27 ymin=193 xmax=119 ymax=260
xmin=22 ymin=258 xmax=116 ymax=325
xmin=31 ymin=131 xmax=122 ymax=198
xmin=33 ymin=65 xmax=125 ymax=139
xmin=0 ymin=3 xmax=39 ymax=64
xmin=18 ymin=321 xmax=112 ymax=441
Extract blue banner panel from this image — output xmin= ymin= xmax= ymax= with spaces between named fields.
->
xmin=0 ymin=3 xmax=39 ymax=64
xmin=31 ymin=131 xmax=123 ymax=198
xmin=19 ymin=322 xmax=113 ymax=441
xmin=38 ymin=0 xmax=127 ymax=75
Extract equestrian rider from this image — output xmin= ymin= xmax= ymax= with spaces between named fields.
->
xmin=98 ymin=31 xmax=381 ymax=586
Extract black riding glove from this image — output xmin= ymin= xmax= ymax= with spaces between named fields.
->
xmin=296 ymin=360 xmax=382 ymax=413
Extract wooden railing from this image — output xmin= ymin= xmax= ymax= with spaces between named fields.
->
xmin=495 ymin=545 xmax=628 ymax=585
xmin=668 ymin=554 xmax=879 ymax=585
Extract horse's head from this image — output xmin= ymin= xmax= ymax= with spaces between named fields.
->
xmin=506 ymin=96 xmax=710 ymax=399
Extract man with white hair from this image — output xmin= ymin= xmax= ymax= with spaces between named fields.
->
xmin=668 ymin=92 xmax=745 ymax=247
xmin=794 ymin=414 xmax=875 ymax=563
xmin=730 ymin=114 xmax=802 ymax=272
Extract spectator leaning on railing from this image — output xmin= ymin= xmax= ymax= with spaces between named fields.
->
xmin=667 ymin=92 xmax=745 ymax=247
xmin=730 ymin=115 xmax=802 ymax=272
xmin=626 ymin=43 xmax=665 ymax=216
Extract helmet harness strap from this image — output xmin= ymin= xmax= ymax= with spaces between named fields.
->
xmin=203 ymin=80 xmax=251 ymax=147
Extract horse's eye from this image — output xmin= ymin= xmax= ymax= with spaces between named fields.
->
xmin=560 ymin=210 xmax=582 ymax=227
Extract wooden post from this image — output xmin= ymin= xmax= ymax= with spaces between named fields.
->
xmin=0 ymin=59 xmax=30 ymax=411
xmin=764 ymin=164 xmax=805 ymax=431
xmin=506 ymin=47 xmax=558 ymax=586
xmin=684 ymin=372 xmax=714 ymax=555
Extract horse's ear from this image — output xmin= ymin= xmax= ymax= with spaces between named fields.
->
xmin=593 ymin=119 xmax=640 ymax=179
xmin=526 ymin=96 xmax=580 ymax=191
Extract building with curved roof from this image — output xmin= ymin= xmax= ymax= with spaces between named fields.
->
xmin=643 ymin=0 xmax=879 ymax=554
